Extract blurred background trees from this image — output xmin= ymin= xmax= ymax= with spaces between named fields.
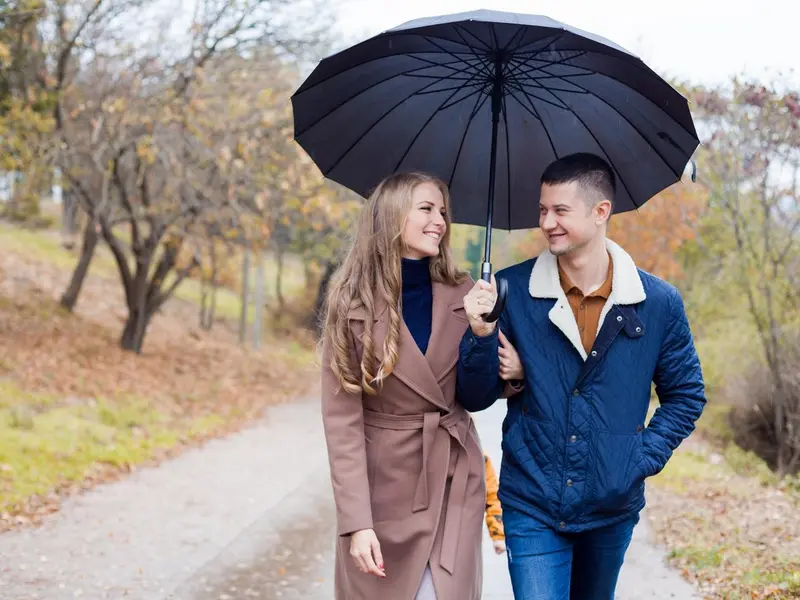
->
xmin=0 ymin=2 xmax=797 ymax=479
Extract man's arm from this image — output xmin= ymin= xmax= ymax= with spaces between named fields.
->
xmin=644 ymin=289 xmax=707 ymax=476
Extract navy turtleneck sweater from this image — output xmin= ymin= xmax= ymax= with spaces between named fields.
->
xmin=401 ymin=257 xmax=433 ymax=355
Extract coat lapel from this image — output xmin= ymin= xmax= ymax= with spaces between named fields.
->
xmin=349 ymin=282 xmax=467 ymax=412
xmin=425 ymin=281 xmax=470 ymax=381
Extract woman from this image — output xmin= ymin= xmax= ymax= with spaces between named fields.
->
xmin=320 ymin=172 xmax=486 ymax=599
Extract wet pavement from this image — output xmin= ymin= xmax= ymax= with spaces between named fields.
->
xmin=169 ymin=465 xmax=336 ymax=600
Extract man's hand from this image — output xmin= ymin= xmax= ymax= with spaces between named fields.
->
xmin=464 ymin=275 xmax=498 ymax=337
xmin=349 ymin=529 xmax=385 ymax=578
xmin=498 ymin=330 xmax=523 ymax=381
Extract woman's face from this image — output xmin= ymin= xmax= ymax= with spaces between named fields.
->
xmin=401 ymin=182 xmax=447 ymax=260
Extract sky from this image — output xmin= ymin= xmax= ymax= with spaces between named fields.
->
xmin=333 ymin=0 xmax=799 ymax=88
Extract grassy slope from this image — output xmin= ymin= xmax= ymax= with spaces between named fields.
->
xmin=0 ymin=224 xmax=317 ymax=529
xmin=647 ymin=403 xmax=800 ymax=599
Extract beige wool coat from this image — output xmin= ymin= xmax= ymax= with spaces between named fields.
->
xmin=321 ymin=277 xmax=486 ymax=600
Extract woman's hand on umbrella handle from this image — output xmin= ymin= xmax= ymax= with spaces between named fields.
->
xmin=349 ymin=529 xmax=386 ymax=578
xmin=464 ymin=276 xmax=498 ymax=337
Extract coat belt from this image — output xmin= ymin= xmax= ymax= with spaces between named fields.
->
xmin=362 ymin=407 xmax=475 ymax=575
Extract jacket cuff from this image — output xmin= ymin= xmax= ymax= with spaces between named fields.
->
xmin=463 ymin=326 xmax=499 ymax=352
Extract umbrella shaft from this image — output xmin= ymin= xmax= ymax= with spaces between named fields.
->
xmin=482 ymin=55 xmax=503 ymax=275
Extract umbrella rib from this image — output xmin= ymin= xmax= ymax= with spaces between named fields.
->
xmin=452 ymin=22 xmax=493 ymax=52
xmin=505 ymin=52 xmax=590 ymax=82
xmin=503 ymin=86 xmax=544 ymax=123
xmin=450 ymin=26 xmax=495 ymax=78
xmin=501 ymin=25 xmax=527 ymax=54
xmin=410 ymin=75 xmax=481 ymax=82
xmin=409 ymin=52 xmax=495 ymax=79
xmin=539 ymin=87 xmax=639 ymax=208
xmin=535 ymin=70 xmax=683 ymax=180
xmin=294 ymin=57 xmax=486 ymax=138
xmin=564 ymin=72 xmax=698 ymax=141
xmin=490 ymin=23 xmax=500 ymax=53
xmin=505 ymin=86 xmax=560 ymax=161
xmin=414 ymin=82 xmax=484 ymax=95
xmin=506 ymin=79 xmax=571 ymax=111
xmin=293 ymin=39 xmax=487 ymax=98
xmin=439 ymin=86 xmax=487 ymax=111
xmin=324 ymin=77 xmax=458 ymax=174
xmin=508 ymin=32 xmax=564 ymax=55
xmin=421 ymin=35 xmax=493 ymax=81
xmin=509 ymin=53 xmax=697 ymax=142
xmin=393 ymin=69 xmax=488 ymax=173
xmin=447 ymin=92 xmax=491 ymax=188
xmin=508 ymin=67 xmax=639 ymax=204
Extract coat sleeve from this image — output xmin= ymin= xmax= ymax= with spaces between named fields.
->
xmin=645 ymin=288 xmax=707 ymax=476
xmin=321 ymin=332 xmax=373 ymax=536
xmin=483 ymin=454 xmax=504 ymax=541
xmin=456 ymin=301 xmax=517 ymax=411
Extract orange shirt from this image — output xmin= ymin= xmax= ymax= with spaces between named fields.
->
xmin=558 ymin=258 xmax=613 ymax=354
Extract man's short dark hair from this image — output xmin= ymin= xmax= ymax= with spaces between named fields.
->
xmin=540 ymin=153 xmax=616 ymax=207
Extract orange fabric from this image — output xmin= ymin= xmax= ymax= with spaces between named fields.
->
xmin=558 ymin=257 xmax=613 ymax=353
xmin=484 ymin=454 xmax=504 ymax=541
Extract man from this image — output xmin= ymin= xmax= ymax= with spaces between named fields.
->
xmin=457 ymin=153 xmax=706 ymax=600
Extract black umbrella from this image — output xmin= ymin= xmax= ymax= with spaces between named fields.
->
xmin=291 ymin=9 xmax=699 ymax=320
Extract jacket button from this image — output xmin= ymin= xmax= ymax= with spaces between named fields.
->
xmin=590 ymin=350 xmax=597 ymax=357
xmin=572 ymin=389 xmax=580 ymax=396
xmin=559 ymin=521 xmax=566 ymax=529
xmin=566 ymin=479 xmax=573 ymax=487
xmin=636 ymin=326 xmax=642 ymax=333
xmin=570 ymin=435 xmax=577 ymax=442
xmin=616 ymin=315 xmax=623 ymax=322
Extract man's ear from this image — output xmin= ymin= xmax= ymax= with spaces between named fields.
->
xmin=595 ymin=199 xmax=612 ymax=225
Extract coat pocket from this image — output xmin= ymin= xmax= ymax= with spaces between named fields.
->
xmin=589 ymin=430 xmax=644 ymax=514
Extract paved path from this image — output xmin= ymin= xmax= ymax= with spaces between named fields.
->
xmin=0 ymin=397 xmax=700 ymax=599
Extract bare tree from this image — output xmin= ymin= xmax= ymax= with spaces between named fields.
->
xmin=49 ymin=0 xmax=336 ymax=351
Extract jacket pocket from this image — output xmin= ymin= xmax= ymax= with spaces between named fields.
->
xmin=589 ymin=430 xmax=644 ymax=513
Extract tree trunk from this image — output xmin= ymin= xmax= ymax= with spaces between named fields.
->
xmin=61 ymin=189 xmax=80 ymax=249
xmin=120 ymin=306 xmax=153 ymax=353
xmin=253 ymin=250 xmax=264 ymax=350
xmin=59 ymin=221 xmax=99 ymax=311
xmin=207 ymin=245 xmax=219 ymax=329
xmin=312 ymin=261 xmax=337 ymax=339
xmin=199 ymin=276 xmax=210 ymax=330
xmin=239 ymin=248 xmax=250 ymax=345
xmin=275 ymin=248 xmax=285 ymax=312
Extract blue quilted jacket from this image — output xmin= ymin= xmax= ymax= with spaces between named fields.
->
xmin=457 ymin=241 xmax=706 ymax=532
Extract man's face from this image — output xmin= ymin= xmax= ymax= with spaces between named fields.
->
xmin=538 ymin=181 xmax=608 ymax=257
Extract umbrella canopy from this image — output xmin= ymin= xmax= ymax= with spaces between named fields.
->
xmin=291 ymin=9 xmax=700 ymax=231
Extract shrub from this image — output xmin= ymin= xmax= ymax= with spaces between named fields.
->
xmin=726 ymin=330 xmax=800 ymax=477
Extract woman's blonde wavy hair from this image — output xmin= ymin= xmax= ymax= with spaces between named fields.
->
xmin=323 ymin=172 xmax=467 ymax=395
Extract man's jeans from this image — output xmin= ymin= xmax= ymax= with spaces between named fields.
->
xmin=504 ymin=507 xmax=639 ymax=600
